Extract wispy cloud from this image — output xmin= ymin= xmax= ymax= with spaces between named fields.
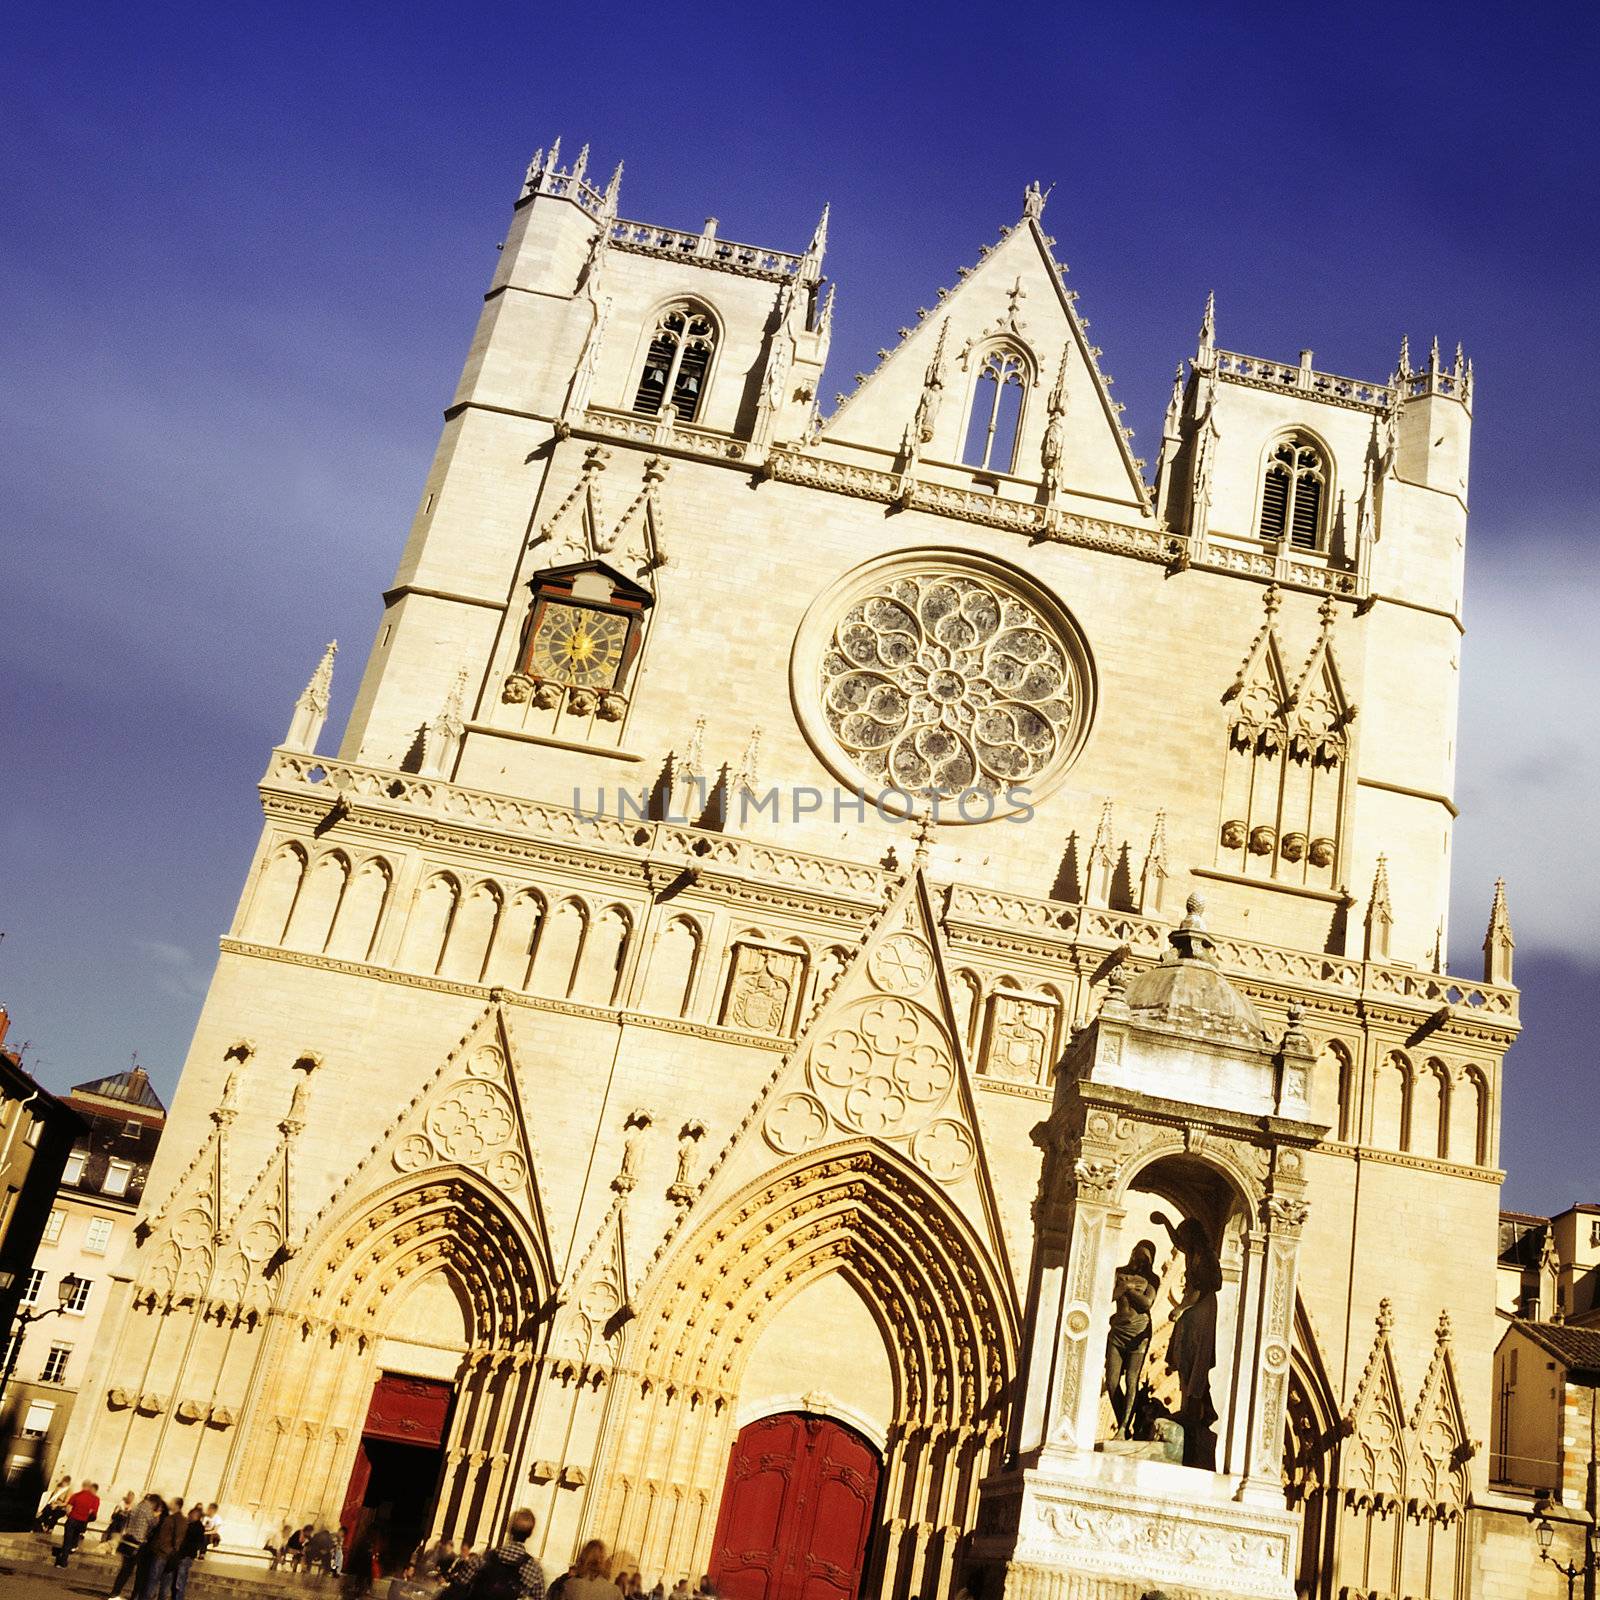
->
xmin=1452 ymin=539 xmax=1600 ymax=962
xmin=138 ymin=939 xmax=213 ymax=1003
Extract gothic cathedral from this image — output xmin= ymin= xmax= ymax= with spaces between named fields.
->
xmin=64 ymin=146 xmax=1532 ymax=1599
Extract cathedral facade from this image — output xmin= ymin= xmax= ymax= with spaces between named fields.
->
xmin=63 ymin=146 xmax=1538 ymax=1597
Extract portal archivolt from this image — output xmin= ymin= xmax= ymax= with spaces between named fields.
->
xmin=597 ymin=1143 xmax=1017 ymax=1600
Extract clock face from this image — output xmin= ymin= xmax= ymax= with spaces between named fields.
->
xmin=528 ymin=602 xmax=629 ymax=688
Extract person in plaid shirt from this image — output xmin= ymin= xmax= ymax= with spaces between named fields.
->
xmin=446 ymin=1508 xmax=544 ymax=1600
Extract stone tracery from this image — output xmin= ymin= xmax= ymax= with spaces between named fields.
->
xmin=819 ymin=570 xmax=1084 ymax=801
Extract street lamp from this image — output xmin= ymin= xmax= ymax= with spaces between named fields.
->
xmin=0 ymin=1271 xmax=86 ymax=1410
xmin=1532 ymin=1505 xmax=1597 ymax=1600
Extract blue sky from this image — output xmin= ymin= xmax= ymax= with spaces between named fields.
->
xmin=3 ymin=3 xmax=1595 ymax=1210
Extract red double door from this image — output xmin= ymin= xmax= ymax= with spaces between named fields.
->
xmin=340 ymin=1374 xmax=454 ymax=1549
xmin=708 ymin=1412 xmax=881 ymax=1600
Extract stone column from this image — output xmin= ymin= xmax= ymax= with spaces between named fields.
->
xmin=1234 ymin=1194 xmax=1309 ymax=1504
xmin=1043 ymin=1162 xmax=1125 ymax=1456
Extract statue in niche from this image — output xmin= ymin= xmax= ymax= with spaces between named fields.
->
xmin=1151 ymin=1210 xmax=1223 ymax=1470
xmin=1103 ymin=1239 xmax=1161 ymax=1439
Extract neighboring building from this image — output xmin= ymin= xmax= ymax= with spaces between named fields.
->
xmin=1500 ymin=1210 xmax=1559 ymax=1322
xmin=60 ymin=148 xmax=1540 ymax=1597
xmin=0 ymin=1067 xmax=165 ymax=1492
xmin=1491 ymin=1320 xmax=1599 ymax=1588
xmin=0 ymin=1009 xmax=85 ymax=1513
xmin=1498 ymin=1206 xmax=1600 ymax=1326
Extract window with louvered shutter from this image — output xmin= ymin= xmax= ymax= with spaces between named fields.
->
xmin=1259 ymin=436 xmax=1326 ymax=550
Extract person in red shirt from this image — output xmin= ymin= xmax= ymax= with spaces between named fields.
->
xmin=54 ymin=1479 xmax=101 ymax=1567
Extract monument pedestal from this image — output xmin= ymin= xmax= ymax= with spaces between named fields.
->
xmin=970 ymin=1450 xmax=1299 ymax=1600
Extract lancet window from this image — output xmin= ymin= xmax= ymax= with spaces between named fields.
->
xmin=632 ymin=304 xmax=716 ymax=423
xmin=962 ymin=346 xmax=1027 ymax=473
xmin=1259 ymin=435 xmax=1326 ymax=550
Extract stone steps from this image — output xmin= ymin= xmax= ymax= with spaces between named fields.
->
xmin=0 ymin=1533 xmax=336 ymax=1598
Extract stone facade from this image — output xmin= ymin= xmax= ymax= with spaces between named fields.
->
xmin=58 ymin=147 xmax=1544 ymax=1596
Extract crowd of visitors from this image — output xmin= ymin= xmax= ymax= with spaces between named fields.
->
xmin=36 ymin=1479 xmax=722 ymax=1600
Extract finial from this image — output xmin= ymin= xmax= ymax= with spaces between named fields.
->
xmin=1021 ymin=180 xmax=1050 ymax=220
xmin=1483 ymin=877 xmax=1514 ymax=985
xmin=1364 ymin=856 xmax=1394 ymax=962
xmin=733 ymin=726 xmax=762 ymax=797
xmin=1436 ymin=1308 xmax=1453 ymax=1343
xmin=547 ymin=135 xmax=561 ymax=170
xmin=1376 ymin=1297 xmax=1395 ymax=1334
xmin=1454 ymin=342 xmax=1465 ymax=379
xmin=817 ymin=281 xmax=836 ymax=343
xmin=1263 ymin=582 xmax=1282 ymax=618
xmin=1048 ymin=345 xmax=1070 ymax=414
xmin=803 ymin=202 xmax=830 ymax=280
xmin=1164 ymin=363 xmax=1184 ymax=435
xmin=1168 ymin=892 xmax=1217 ymax=964
xmin=1198 ymin=290 xmax=1216 ymax=352
xmin=603 ymin=160 xmax=624 ymax=210
xmin=912 ymin=812 xmax=935 ymax=867
xmin=1397 ymin=334 xmax=1411 ymax=379
xmin=1429 ymin=335 xmax=1441 ymax=372
xmin=285 ymin=640 xmax=338 ymax=755
xmin=571 ymin=143 xmax=590 ymax=183
xmin=1317 ymin=593 xmax=1337 ymax=633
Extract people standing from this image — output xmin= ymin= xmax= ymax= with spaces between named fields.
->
xmin=162 ymin=1507 xmax=208 ymax=1600
xmin=109 ymin=1494 xmax=163 ymax=1600
xmin=463 ymin=1508 xmax=545 ymax=1600
xmin=139 ymin=1496 xmax=186 ymax=1600
xmin=54 ymin=1479 xmax=100 ymax=1567
xmin=104 ymin=1491 xmax=137 ymax=1542
xmin=557 ymin=1540 xmax=614 ymax=1600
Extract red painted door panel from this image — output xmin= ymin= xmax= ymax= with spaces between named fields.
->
xmin=709 ymin=1413 xmax=880 ymax=1600
xmin=362 ymin=1373 xmax=453 ymax=1447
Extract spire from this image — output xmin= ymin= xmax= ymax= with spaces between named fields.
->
xmin=1483 ymin=877 xmax=1515 ymax=985
xmin=547 ymin=135 xmax=562 ymax=171
xmin=571 ymin=142 xmax=590 ymax=184
xmin=1364 ymin=855 xmax=1394 ymax=962
xmin=1163 ymin=363 xmax=1184 ymax=438
xmin=1086 ymin=800 xmax=1115 ymax=909
xmin=802 ymin=202 xmax=829 ymax=281
xmin=285 ymin=640 xmax=337 ymax=754
xmin=1139 ymin=810 xmax=1169 ymax=917
xmin=422 ymin=669 xmax=469 ymax=780
xmin=816 ymin=280 xmax=836 ymax=344
xmin=1040 ymin=345 xmax=1071 ymax=497
xmin=1429 ymin=334 xmax=1441 ymax=373
xmin=601 ymin=160 xmax=624 ymax=220
xmin=1198 ymin=290 xmax=1216 ymax=355
xmin=1397 ymin=334 xmax=1411 ymax=380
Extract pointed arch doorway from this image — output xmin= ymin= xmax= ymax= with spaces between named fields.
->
xmin=708 ymin=1412 xmax=880 ymax=1600
xmin=340 ymin=1373 xmax=455 ymax=1553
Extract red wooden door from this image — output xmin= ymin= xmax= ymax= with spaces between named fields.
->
xmin=708 ymin=1412 xmax=880 ymax=1600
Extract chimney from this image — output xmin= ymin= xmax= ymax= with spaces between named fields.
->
xmin=0 ymin=1007 xmax=9 ymax=1049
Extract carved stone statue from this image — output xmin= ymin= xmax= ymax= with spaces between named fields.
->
xmin=1103 ymin=1239 xmax=1160 ymax=1438
xmin=1151 ymin=1210 xmax=1222 ymax=1469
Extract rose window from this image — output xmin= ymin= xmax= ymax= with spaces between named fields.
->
xmin=819 ymin=572 xmax=1081 ymax=800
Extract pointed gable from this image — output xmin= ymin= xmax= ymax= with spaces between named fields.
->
xmin=1344 ymin=1299 xmax=1409 ymax=1508
xmin=1224 ymin=584 xmax=1291 ymax=748
xmin=1288 ymin=597 xmax=1356 ymax=763
xmin=660 ymin=868 xmax=1015 ymax=1314
xmin=307 ymin=999 xmax=559 ymax=1281
xmin=820 ymin=204 xmax=1149 ymax=512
